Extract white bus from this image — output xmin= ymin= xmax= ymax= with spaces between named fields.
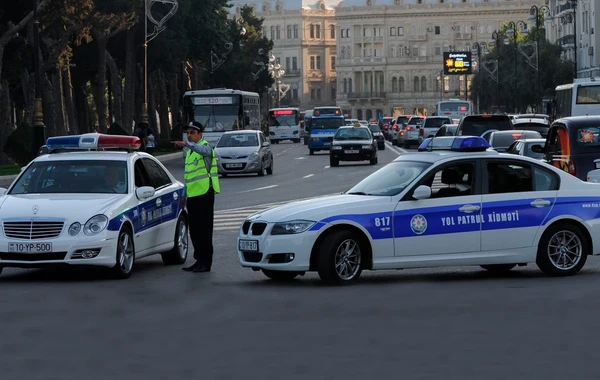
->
xmin=182 ymin=89 xmax=261 ymax=146
xmin=268 ymin=107 xmax=301 ymax=143
xmin=554 ymin=77 xmax=600 ymax=119
xmin=435 ymin=99 xmax=473 ymax=119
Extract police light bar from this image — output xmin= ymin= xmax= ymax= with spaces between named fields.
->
xmin=418 ymin=136 xmax=491 ymax=152
xmin=45 ymin=133 xmax=142 ymax=151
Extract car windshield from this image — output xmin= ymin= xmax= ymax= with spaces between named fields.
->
xmin=368 ymin=125 xmax=382 ymax=133
xmin=335 ymin=128 xmax=371 ymax=140
xmin=217 ymin=133 xmax=259 ymax=147
xmin=9 ymin=160 xmax=128 ymax=195
xmin=311 ymin=117 xmax=344 ymax=130
xmin=346 ymin=161 xmax=432 ymax=196
xmin=459 ymin=116 xmax=513 ymax=136
xmin=491 ymin=131 xmax=542 ymax=148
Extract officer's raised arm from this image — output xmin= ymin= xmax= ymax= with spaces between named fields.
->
xmin=184 ymin=140 xmax=212 ymax=157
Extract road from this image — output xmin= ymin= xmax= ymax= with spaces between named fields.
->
xmin=1 ymin=140 xmax=600 ymax=380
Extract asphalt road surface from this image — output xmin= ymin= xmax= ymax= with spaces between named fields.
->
xmin=2 ymin=141 xmax=600 ymax=380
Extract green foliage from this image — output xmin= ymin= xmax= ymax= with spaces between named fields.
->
xmin=4 ymin=122 xmax=36 ymax=166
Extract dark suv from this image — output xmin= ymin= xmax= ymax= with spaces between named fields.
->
xmin=456 ymin=114 xmax=514 ymax=137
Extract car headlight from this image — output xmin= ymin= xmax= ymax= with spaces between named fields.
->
xmin=362 ymin=145 xmax=372 ymax=149
xmin=271 ymin=220 xmax=316 ymax=235
xmin=332 ymin=145 xmax=342 ymax=150
xmin=83 ymin=214 xmax=108 ymax=236
xmin=68 ymin=222 xmax=81 ymax=236
xmin=249 ymin=151 xmax=259 ymax=161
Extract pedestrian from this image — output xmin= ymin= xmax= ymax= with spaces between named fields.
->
xmin=172 ymin=121 xmax=220 ymax=273
xmin=146 ymin=132 xmax=155 ymax=155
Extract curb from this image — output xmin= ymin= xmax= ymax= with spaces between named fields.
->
xmin=0 ymin=151 xmax=184 ymax=187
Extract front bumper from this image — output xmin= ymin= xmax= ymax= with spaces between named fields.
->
xmin=237 ymin=220 xmax=316 ymax=271
xmin=0 ymin=234 xmax=119 ymax=268
xmin=330 ymin=147 xmax=375 ymax=161
xmin=217 ymin=158 xmax=262 ymax=174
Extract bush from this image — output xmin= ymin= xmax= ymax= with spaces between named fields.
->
xmin=4 ymin=122 xmax=36 ymax=166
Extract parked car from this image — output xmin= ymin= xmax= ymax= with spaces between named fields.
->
xmin=215 ymin=130 xmax=273 ymax=177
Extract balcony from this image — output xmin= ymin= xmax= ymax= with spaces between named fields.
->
xmin=284 ymin=69 xmax=301 ymax=76
xmin=347 ymin=92 xmax=386 ymax=100
xmin=408 ymin=56 xmax=428 ymax=63
xmin=352 ymin=57 xmax=387 ymax=65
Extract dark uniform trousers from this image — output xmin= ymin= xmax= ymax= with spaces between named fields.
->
xmin=187 ymin=186 xmax=215 ymax=268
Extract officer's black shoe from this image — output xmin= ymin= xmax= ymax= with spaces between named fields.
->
xmin=182 ymin=261 xmax=201 ymax=271
xmin=192 ymin=265 xmax=211 ymax=273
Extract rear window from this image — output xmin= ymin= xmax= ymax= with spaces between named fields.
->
xmin=514 ymin=122 xmax=549 ymax=136
xmin=575 ymin=126 xmax=600 ymax=147
xmin=491 ymin=131 xmax=542 ymax=148
xmin=369 ymin=125 xmax=382 ymax=133
xmin=424 ymin=118 xmax=452 ymax=128
xmin=396 ymin=116 xmax=410 ymax=125
xmin=407 ymin=117 xmax=424 ymax=126
xmin=458 ymin=116 xmax=513 ymax=136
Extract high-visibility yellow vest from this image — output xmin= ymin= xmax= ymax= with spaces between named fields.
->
xmin=184 ymin=140 xmax=220 ymax=197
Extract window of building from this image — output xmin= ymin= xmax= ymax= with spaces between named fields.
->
xmin=316 ymin=56 xmax=321 ymax=69
xmin=287 ymin=25 xmax=292 ymax=39
xmin=331 ymin=88 xmax=336 ymax=100
xmin=276 ymin=25 xmax=281 ymax=40
xmin=285 ymin=57 xmax=290 ymax=70
xmin=435 ymin=26 xmax=440 ymax=34
xmin=293 ymin=24 xmax=299 ymax=39
xmin=292 ymin=88 xmax=298 ymax=99
xmin=310 ymin=24 xmax=315 ymax=38
xmin=316 ymin=24 xmax=321 ymax=39
xmin=270 ymin=26 xmax=275 ymax=40
xmin=330 ymin=25 xmax=335 ymax=38
xmin=390 ymin=27 xmax=396 ymax=36
xmin=331 ymin=56 xmax=336 ymax=69
xmin=397 ymin=27 xmax=404 ymax=36
xmin=292 ymin=57 xmax=298 ymax=70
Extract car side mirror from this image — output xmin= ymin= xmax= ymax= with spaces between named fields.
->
xmin=531 ymin=144 xmax=545 ymax=153
xmin=262 ymin=141 xmax=270 ymax=147
xmin=412 ymin=185 xmax=432 ymax=200
xmin=0 ymin=187 xmax=6 ymax=196
xmin=136 ymin=186 xmax=155 ymax=200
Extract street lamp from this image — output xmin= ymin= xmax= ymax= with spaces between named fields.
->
xmin=32 ymin=0 xmax=45 ymax=154
xmin=268 ymin=54 xmax=287 ymax=108
xmin=141 ymin=0 xmax=179 ymax=125
xmin=529 ymin=4 xmax=551 ymax=111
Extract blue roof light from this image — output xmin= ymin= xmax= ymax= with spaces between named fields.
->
xmin=418 ymin=136 xmax=491 ymax=152
xmin=45 ymin=135 xmax=82 ymax=150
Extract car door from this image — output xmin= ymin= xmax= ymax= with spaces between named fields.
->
xmin=480 ymin=159 xmax=559 ymax=251
xmin=132 ymin=159 xmax=161 ymax=254
xmin=394 ymin=159 xmax=482 ymax=256
xmin=141 ymin=157 xmax=178 ymax=249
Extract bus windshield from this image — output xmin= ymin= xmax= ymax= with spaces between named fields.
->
xmin=311 ymin=117 xmax=344 ymax=130
xmin=269 ymin=111 xmax=299 ymax=127
xmin=192 ymin=105 xmax=239 ymax=132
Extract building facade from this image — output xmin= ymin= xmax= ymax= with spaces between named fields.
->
xmin=229 ymin=0 xmax=342 ymax=111
xmin=543 ymin=0 xmax=598 ymax=78
xmin=335 ymin=0 xmax=542 ymax=120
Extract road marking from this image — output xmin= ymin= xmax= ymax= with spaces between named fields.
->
xmin=303 ymin=174 xmax=314 ymax=178
xmin=294 ymin=157 xmax=305 ymax=160
xmin=385 ymin=141 xmax=406 ymax=155
xmin=275 ymin=145 xmax=297 ymax=157
xmin=324 ymin=166 xmax=330 ymax=169
xmin=239 ymin=184 xmax=279 ymax=193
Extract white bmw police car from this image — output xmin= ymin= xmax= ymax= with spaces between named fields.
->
xmin=0 ymin=133 xmax=188 ymax=279
xmin=238 ymin=136 xmax=600 ymax=284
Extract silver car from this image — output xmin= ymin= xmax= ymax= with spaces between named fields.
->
xmin=215 ymin=130 xmax=273 ymax=176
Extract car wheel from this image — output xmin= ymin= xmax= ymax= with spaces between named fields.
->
xmin=317 ymin=230 xmax=363 ymax=285
xmin=330 ymin=157 xmax=339 ymax=167
xmin=309 ymin=149 xmax=315 ymax=155
xmin=369 ymin=155 xmax=377 ymax=165
xmin=161 ymin=214 xmax=188 ymax=265
xmin=536 ymin=223 xmax=589 ymax=276
xmin=266 ymin=158 xmax=273 ymax=175
xmin=262 ymin=269 xmax=299 ymax=281
xmin=480 ymin=264 xmax=516 ymax=273
xmin=112 ymin=226 xmax=135 ymax=279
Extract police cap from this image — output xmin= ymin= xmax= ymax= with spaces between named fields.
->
xmin=186 ymin=121 xmax=204 ymax=132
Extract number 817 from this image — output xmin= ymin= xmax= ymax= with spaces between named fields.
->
xmin=374 ymin=217 xmax=391 ymax=227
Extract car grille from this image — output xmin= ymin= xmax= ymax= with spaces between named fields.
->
xmin=243 ymin=252 xmax=262 ymax=262
xmin=241 ymin=221 xmax=268 ymax=236
xmin=221 ymin=156 xmax=248 ymax=159
xmin=3 ymin=220 xmax=65 ymax=240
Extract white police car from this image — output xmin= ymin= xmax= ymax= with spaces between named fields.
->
xmin=0 ymin=133 xmax=188 ymax=279
xmin=237 ymin=136 xmax=600 ymax=284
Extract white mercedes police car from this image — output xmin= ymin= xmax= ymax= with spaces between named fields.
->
xmin=0 ymin=133 xmax=188 ymax=279
xmin=238 ymin=136 xmax=600 ymax=284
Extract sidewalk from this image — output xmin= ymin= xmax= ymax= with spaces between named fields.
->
xmin=0 ymin=151 xmax=183 ymax=188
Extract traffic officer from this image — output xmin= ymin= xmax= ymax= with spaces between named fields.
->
xmin=173 ymin=121 xmax=220 ymax=273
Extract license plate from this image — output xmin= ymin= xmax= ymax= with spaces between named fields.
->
xmin=239 ymin=239 xmax=258 ymax=252
xmin=226 ymin=163 xmax=243 ymax=168
xmin=345 ymin=150 xmax=359 ymax=154
xmin=8 ymin=242 xmax=52 ymax=253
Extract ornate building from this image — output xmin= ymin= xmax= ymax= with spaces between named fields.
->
xmin=544 ymin=0 xmax=598 ymax=78
xmin=334 ymin=0 xmax=542 ymax=120
xmin=229 ymin=0 xmax=342 ymax=111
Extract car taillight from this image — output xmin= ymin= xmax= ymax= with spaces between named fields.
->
xmin=569 ymin=161 xmax=576 ymax=175
xmin=406 ymin=126 xmax=412 ymax=131
xmin=419 ymin=128 xmax=424 ymax=136
xmin=400 ymin=131 xmax=404 ymax=136
xmin=393 ymin=125 xmax=399 ymax=130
